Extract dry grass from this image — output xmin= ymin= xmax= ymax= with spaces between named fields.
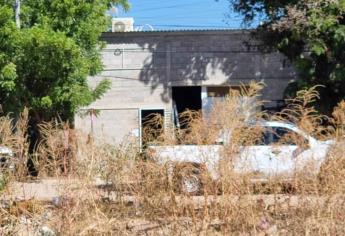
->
xmin=1 ymin=83 xmax=345 ymax=235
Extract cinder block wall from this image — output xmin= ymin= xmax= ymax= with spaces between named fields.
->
xmin=75 ymin=30 xmax=297 ymax=144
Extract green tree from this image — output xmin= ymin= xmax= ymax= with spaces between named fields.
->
xmin=0 ymin=0 xmax=129 ymax=121
xmin=228 ymin=0 xmax=345 ymax=113
xmin=0 ymin=6 xmax=19 ymax=113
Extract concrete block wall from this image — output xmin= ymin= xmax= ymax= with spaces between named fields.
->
xmin=75 ymin=30 xmax=297 ymax=144
xmin=75 ymin=109 xmax=139 ymax=144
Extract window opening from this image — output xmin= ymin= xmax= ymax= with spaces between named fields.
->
xmin=172 ymin=86 xmax=202 ymax=129
xmin=141 ymin=109 xmax=164 ymax=147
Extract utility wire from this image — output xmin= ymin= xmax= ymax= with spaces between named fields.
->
xmin=131 ymin=1 xmax=205 ymax=12
xmin=134 ymin=24 xmax=237 ymax=28
xmin=133 ymin=15 xmax=242 ymax=20
xmin=94 ymin=74 xmax=294 ymax=83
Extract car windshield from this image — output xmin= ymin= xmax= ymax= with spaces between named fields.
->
xmin=259 ymin=126 xmax=309 ymax=146
xmin=218 ymin=124 xmax=310 ymax=147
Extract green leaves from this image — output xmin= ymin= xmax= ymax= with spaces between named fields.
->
xmin=32 ymin=96 xmax=53 ymax=109
xmin=334 ymin=26 xmax=345 ymax=43
xmin=229 ymin=0 xmax=345 ymax=113
xmin=0 ymin=0 xmax=127 ymax=122
xmin=310 ymin=40 xmax=327 ymax=56
xmin=92 ymin=79 xmax=111 ymax=101
xmin=0 ymin=63 xmax=17 ymax=91
xmin=0 ymin=6 xmax=19 ymax=103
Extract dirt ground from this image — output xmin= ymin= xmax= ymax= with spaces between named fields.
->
xmin=2 ymin=178 xmax=345 ymax=235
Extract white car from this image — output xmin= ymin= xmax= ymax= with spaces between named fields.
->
xmin=148 ymin=121 xmax=334 ymax=193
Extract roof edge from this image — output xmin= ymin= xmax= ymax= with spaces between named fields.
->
xmin=101 ymin=29 xmax=254 ymax=37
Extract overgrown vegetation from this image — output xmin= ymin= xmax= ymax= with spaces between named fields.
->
xmin=0 ymin=0 xmax=129 ymax=122
xmin=228 ymin=0 xmax=345 ymax=114
xmin=1 ymin=83 xmax=345 ymax=235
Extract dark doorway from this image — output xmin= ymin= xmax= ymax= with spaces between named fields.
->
xmin=172 ymin=86 xmax=202 ymax=114
xmin=172 ymin=86 xmax=202 ymax=129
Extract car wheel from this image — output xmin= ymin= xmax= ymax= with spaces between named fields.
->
xmin=174 ymin=163 xmax=202 ymax=195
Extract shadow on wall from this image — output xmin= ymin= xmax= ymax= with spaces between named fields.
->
xmin=106 ymin=31 xmax=296 ymax=103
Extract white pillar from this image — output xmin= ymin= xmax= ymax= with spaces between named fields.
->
xmin=15 ymin=0 xmax=20 ymax=28
xmin=201 ymin=87 xmax=208 ymax=118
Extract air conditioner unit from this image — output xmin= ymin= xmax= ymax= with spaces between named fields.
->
xmin=112 ymin=18 xmax=134 ymax=32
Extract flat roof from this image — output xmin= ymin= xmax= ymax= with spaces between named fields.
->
xmin=102 ymin=29 xmax=253 ymax=38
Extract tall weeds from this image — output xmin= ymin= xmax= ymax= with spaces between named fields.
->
xmin=1 ymin=83 xmax=345 ymax=235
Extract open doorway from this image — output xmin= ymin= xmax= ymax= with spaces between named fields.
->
xmin=172 ymin=86 xmax=202 ymax=129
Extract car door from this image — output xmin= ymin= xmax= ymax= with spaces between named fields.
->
xmin=235 ymin=127 xmax=276 ymax=177
xmin=266 ymin=126 xmax=303 ymax=176
xmin=236 ymin=125 xmax=309 ymax=178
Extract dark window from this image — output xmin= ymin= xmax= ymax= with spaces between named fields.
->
xmin=172 ymin=86 xmax=202 ymax=129
xmin=258 ymin=127 xmax=308 ymax=146
xmin=207 ymin=87 xmax=230 ymax=97
xmin=141 ymin=109 xmax=164 ymax=146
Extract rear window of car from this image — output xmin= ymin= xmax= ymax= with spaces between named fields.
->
xmin=257 ymin=126 xmax=308 ymax=146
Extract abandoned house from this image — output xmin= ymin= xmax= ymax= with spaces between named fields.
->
xmin=75 ymin=19 xmax=297 ymax=146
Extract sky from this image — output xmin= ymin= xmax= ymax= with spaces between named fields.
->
xmin=113 ymin=0 xmax=256 ymax=31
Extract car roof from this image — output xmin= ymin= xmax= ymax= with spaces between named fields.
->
xmin=258 ymin=121 xmax=297 ymax=129
xmin=247 ymin=120 xmax=297 ymax=130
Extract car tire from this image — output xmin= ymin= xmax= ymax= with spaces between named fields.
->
xmin=173 ymin=163 xmax=202 ymax=195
